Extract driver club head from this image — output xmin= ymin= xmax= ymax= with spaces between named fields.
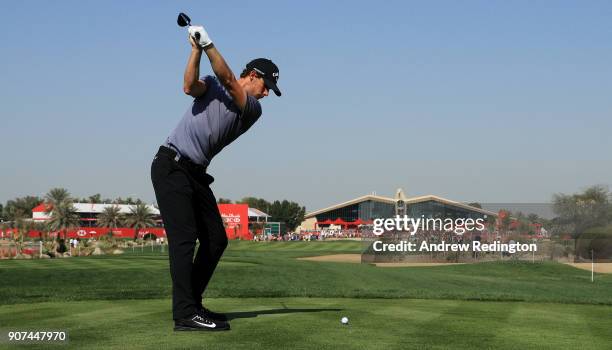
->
xmin=177 ymin=12 xmax=191 ymax=27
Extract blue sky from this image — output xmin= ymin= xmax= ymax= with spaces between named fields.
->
xmin=1 ymin=1 xmax=611 ymax=211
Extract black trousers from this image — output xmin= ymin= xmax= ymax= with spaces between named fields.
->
xmin=150 ymin=147 xmax=228 ymax=320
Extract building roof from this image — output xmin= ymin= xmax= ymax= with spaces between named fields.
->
xmin=402 ymin=195 xmax=497 ymax=216
xmin=248 ymin=207 xmax=270 ymax=218
xmin=305 ymin=194 xmax=395 ymax=218
xmin=305 ymin=193 xmax=496 ymax=218
xmin=33 ymin=202 xmax=268 ymax=220
xmin=32 ymin=203 xmax=160 ymax=216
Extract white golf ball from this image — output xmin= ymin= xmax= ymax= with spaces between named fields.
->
xmin=341 ymin=316 xmax=349 ymax=324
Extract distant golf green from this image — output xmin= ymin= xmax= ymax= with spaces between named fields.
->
xmin=1 ymin=241 xmax=611 ymax=349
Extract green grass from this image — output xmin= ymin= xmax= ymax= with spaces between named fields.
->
xmin=2 ymin=298 xmax=611 ymax=350
xmin=1 ymin=241 xmax=611 ymax=305
xmin=1 ymin=240 xmax=612 ymax=349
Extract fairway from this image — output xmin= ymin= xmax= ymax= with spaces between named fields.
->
xmin=2 ymin=241 xmax=612 ymax=349
xmin=2 ymin=298 xmax=612 ymax=350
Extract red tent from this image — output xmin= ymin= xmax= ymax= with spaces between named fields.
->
xmin=332 ymin=218 xmax=347 ymax=225
xmin=317 ymin=219 xmax=333 ymax=225
xmin=351 ymin=218 xmax=364 ymax=225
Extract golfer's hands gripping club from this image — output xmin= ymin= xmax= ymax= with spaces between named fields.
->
xmin=188 ymin=25 xmax=213 ymax=49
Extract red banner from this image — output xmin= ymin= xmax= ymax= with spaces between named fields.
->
xmin=9 ymin=227 xmax=168 ymax=239
xmin=218 ymin=204 xmax=251 ymax=240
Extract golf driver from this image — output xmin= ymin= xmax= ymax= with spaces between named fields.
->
xmin=177 ymin=12 xmax=200 ymax=41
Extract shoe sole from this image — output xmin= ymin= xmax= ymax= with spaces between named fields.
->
xmin=174 ymin=325 xmax=230 ymax=332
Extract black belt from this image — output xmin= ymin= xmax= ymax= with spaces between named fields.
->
xmin=157 ymin=146 xmax=208 ymax=175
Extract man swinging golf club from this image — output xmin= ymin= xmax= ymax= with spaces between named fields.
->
xmin=151 ymin=14 xmax=281 ymax=331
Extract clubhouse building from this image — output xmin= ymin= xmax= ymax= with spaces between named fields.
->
xmin=299 ymin=189 xmax=497 ymax=231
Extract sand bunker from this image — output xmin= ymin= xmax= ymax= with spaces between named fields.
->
xmin=299 ymin=255 xmax=612 ymax=271
xmin=566 ymin=263 xmax=612 ymax=274
xmin=374 ymin=262 xmax=465 ymax=267
xmin=298 ymin=254 xmax=362 ymax=263
xmin=298 ymin=254 xmax=464 ymax=267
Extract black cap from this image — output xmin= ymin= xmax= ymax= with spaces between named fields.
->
xmin=246 ymin=58 xmax=281 ymax=96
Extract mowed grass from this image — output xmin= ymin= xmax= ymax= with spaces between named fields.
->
xmin=1 ymin=241 xmax=611 ymax=305
xmin=2 ymin=298 xmax=611 ymax=350
xmin=2 ymin=240 xmax=612 ymax=349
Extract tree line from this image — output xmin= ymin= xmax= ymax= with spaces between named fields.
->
xmin=472 ymin=185 xmax=612 ymax=238
xmin=0 ymin=188 xmax=307 ymax=239
xmin=551 ymin=185 xmax=612 ymax=238
xmin=6 ymin=185 xmax=608 ymax=239
xmin=0 ymin=191 xmax=150 ymax=223
xmin=218 ymin=197 xmax=306 ymax=232
xmin=0 ymin=188 xmax=155 ymax=242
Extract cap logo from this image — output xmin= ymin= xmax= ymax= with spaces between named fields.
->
xmin=272 ymin=72 xmax=279 ymax=82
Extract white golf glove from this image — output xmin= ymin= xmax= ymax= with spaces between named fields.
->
xmin=188 ymin=25 xmax=213 ymax=48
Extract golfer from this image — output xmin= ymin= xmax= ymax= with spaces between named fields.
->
xmin=151 ymin=24 xmax=281 ymax=331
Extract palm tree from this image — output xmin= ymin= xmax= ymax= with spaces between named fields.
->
xmin=12 ymin=218 xmax=36 ymax=257
xmin=97 ymin=205 xmax=124 ymax=242
xmin=14 ymin=218 xmax=27 ymax=252
xmin=124 ymin=204 xmax=155 ymax=241
xmin=88 ymin=194 xmax=102 ymax=204
xmin=44 ymin=188 xmax=72 ymax=215
xmin=47 ymin=200 xmax=80 ymax=241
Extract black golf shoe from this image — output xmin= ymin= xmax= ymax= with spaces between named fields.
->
xmin=198 ymin=305 xmax=228 ymax=321
xmin=174 ymin=313 xmax=230 ymax=331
